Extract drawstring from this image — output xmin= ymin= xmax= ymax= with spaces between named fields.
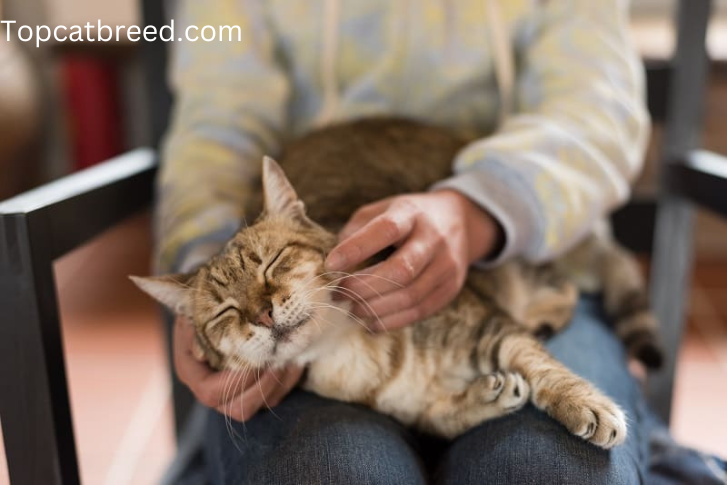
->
xmin=485 ymin=0 xmax=514 ymax=125
xmin=317 ymin=0 xmax=340 ymax=125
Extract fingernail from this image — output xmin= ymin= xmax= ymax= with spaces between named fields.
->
xmin=325 ymin=252 xmax=346 ymax=271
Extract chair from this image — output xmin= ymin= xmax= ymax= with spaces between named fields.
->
xmin=0 ymin=0 xmax=724 ymax=483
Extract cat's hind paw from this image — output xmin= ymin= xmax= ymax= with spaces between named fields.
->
xmin=477 ymin=372 xmax=529 ymax=412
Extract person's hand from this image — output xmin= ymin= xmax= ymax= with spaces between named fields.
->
xmin=324 ymin=190 xmax=502 ymax=331
xmin=173 ymin=316 xmax=303 ymax=421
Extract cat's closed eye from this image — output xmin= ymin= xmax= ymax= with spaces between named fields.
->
xmin=264 ymin=248 xmax=286 ymax=280
xmin=210 ymin=304 xmax=240 ymax=321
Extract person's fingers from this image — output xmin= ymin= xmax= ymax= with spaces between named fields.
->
xmin=266 ymin=366 xmax=304 ymax=408
xmin=327 ymin=260 xmax=386 ymax=303
xmin=338 ymin=198 xmax=392 ymax=241
xmin=343 ymin=226 xmax=438 ymax=301
xmin=174 ymin=317 xmax=261 ymax=408
xmin=351 ymin=254 xmax=451 ymax=319
xmin=220 ymin=369 xmax=283 ymax=422
xmin=174 ymin=321 xmax=300 ymax=421
xmin=173 ymin=317 xmax=215 ymax=387
xmin=198 ymin=367 xmax=263 ymax=409
xmin=325 ymin=205 xmax=415 ymax=272
xmin=369 ymin=278 xmax=460 ymax=332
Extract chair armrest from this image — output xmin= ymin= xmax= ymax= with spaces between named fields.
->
xmin=0 ymin=148 xmax=157 ymax=485
xmin=0 ymin=148 xmax=157 ymax=259
xmin=665 ymin=150 xmax=727 ymax=217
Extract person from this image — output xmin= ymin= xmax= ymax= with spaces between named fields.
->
xmin=157 ymin=1 xmax=654 ymax=483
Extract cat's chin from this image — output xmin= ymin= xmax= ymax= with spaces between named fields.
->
xmin=267 ymin=318 xmax=320 ymax=363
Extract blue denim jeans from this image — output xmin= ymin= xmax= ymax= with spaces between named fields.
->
xmin=203 ymin=297 xmax=651 ymax=484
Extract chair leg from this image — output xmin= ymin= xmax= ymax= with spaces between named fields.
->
xmin=646 ymin=196 xmax=694 ymax=423
xmin=0 ymin=214 xmax=80 ymax=485
xmin=646 ymin=0 xmax=712 ymax=424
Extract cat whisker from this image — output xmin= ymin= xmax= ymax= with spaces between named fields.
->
xmin=289 ymin=274 xmax=390 ymax=331
xmin=296 ymin=271 xmax=404 ymax=298
xmin=223 ymin=341 xmax=261 ymax=449
xmin=308 ymin=302 xmax=376 ymax=333
xmin=255 ymin=361 xmax=282 ymax=421
xmin=319 ymin=286 xmax=388 ymax=333
xmin=310 ymin=312 xmax=356 ymax=333
xmin=221 ymin=363 xmax=247 ymax=451
xmin=316 ymin=270 xmax=406 ymax=289
xmin=309 ymin=313 xmax=324 ymax=332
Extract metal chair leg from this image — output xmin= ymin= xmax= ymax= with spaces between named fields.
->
xmin=646 ymin=197 xmax=695 ymax=423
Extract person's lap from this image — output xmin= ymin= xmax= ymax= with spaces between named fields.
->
xmin=204 ymin=389 xmax=428 ymax=484
xmin=203 ymin=297 xmax=649 ymax=484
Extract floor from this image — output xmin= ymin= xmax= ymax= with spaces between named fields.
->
xmin=0 ymin=212 xmax=725 ymax=485
xmin=672 ymin=257 xmax=728 ymax=455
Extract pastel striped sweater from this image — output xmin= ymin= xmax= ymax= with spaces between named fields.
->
xmin=157 ymin=0 xmax=649 ymax=273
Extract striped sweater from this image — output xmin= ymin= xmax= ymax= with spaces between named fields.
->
xmin=157 ymin=0 xmax=649 ymax=273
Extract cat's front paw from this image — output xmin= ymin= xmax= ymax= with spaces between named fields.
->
xmin=551 ymin=392 xmax=627 ymax=449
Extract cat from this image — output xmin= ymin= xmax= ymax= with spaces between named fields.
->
xmin=132 ymin=118 xmax=661 ymax=448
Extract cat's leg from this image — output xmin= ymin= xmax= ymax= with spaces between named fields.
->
xmin=417 ymin=372 xmax=529 ymax=439
xmin=493 ymin=332 xmax=627 ymax=449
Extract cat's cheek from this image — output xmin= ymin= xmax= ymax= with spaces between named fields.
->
xmin=217 ymin=327 xmax=275 ymax=368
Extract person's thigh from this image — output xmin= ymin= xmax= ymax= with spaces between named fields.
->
xmin=204 ymin=388 xmax=428 ymax=485
xmin=435 ymin=296 xmax=650 ymax=485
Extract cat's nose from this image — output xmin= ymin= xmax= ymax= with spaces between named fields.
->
xmin=255 ymin=308 xmax=275 ymax=328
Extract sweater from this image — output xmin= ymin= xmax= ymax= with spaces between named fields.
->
xmin=156 ymin=0 xmax=649 ymax=273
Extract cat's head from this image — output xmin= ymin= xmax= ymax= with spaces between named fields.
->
xmin=131 ymin=157 xmax=340 ymax=370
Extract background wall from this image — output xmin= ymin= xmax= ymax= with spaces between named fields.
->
xmin=44 ymin=0 xmax=139 ymax=28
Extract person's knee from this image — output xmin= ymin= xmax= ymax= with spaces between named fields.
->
xmin=480 ymin=440 xmax=639 ymax=485
xmin=437 ymin=408 xmax=641 ymax=485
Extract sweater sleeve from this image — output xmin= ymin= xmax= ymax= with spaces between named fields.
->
xmin=155 ymin=0 xmax=289 ymax=273
xmin=433 ymin=0 xmax=650 ymax=264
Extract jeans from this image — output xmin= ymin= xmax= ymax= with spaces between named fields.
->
xmin=203 ymin=297 xmax=650 ymax=484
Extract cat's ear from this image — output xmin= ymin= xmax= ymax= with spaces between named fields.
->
xmin=129 ymin=274 xmax=193 ymax=318
xmin=262 ymin=156 xmax=305 ymax=219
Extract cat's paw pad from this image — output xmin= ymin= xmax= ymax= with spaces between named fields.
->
xmin=497 ymin=372 xmax=529 ymax=411
xmin=559 ymin=394 xmax=627 ymax=449
xmin=477 ymin=372 xmax=529 ymax=410
xmin=479 ymin=372 xmax=505 ymax=401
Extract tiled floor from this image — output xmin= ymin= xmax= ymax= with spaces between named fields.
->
xmin=0 ymin=213 xmax=725 ymax=485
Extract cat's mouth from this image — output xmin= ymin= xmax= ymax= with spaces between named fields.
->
xmin=271 ymin=313 xmax=311 ymax=342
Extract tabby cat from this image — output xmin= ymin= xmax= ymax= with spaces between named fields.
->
xmin=132 ymin=118 xmax=661 ymax=449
